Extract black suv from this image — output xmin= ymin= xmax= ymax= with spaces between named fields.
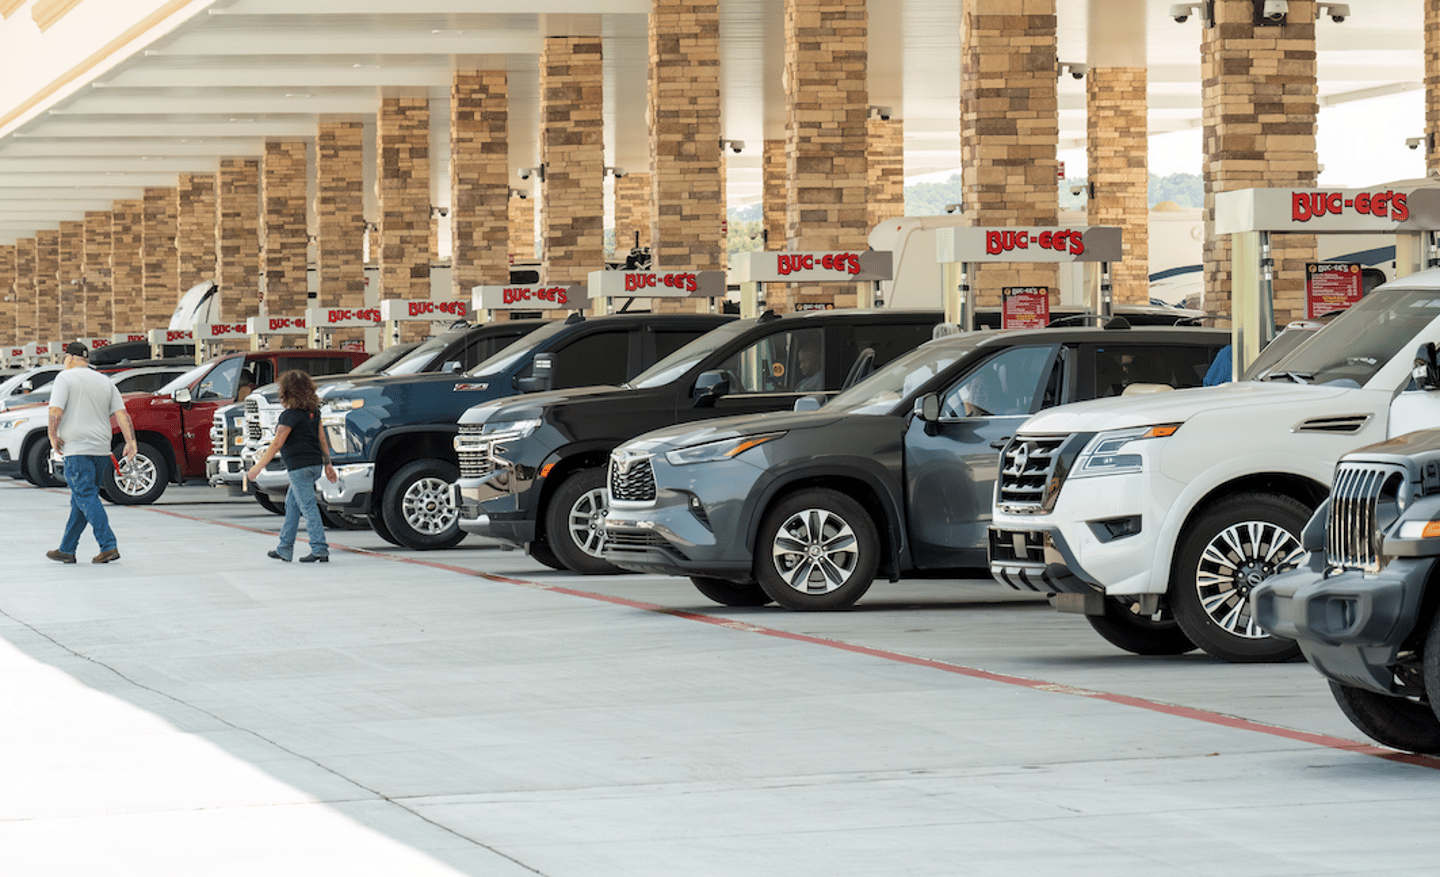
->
xmin=452 ymin=309 xmax=945 ymax=573
xmin=600 ymin=325 xmax=1229 ymax=610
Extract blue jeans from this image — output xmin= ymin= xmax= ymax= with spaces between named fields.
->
xmin=60 ymin=455 xmax=117 ymax=554
xmin=276 ymin=464 xmax=328 ymax=560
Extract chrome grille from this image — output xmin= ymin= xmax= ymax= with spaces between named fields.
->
xmin=997 ymin=435 xmax=1067 ymax=513
xmin=609 ymin=453 xmax=656 ymax=502
xmin=245 ymin=397 xmax=262 ymax=441
xmin=456 ymin=424 xmax=494 ymax=479
xmin=1326 ymin=462 xmax=1405 ymax=573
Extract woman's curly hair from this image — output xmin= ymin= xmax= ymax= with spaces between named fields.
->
xmin=277 ymin=369 xmax=321 ymax=412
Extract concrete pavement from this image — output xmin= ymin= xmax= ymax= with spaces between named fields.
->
xmin=3 ymin=478 xmax=1440 ymax=876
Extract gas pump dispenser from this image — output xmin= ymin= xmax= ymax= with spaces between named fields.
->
xmin=470 ymin=282 xmax=588 ymax=322
xmin=1215 ymin=186 xmax=1440 ymax=378
xmin=729 ymin=251 xmax=893 ymax=317
xmin=933 ymin=226 xmax=1122 ymax=330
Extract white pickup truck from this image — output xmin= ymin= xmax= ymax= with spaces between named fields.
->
xmin=987 ymin=268 xmax=1440 ymax=663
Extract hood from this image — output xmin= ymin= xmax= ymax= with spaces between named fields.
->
xmin=1342 ymin=426 xmax=1440 ymax=463
xmin=618 ymin=409 xmax=847 ymax=455
xmin=1019 ymin=381 xmax=1360 ymax=433
xmin=457 ymin=383 xmax=632 ymax=425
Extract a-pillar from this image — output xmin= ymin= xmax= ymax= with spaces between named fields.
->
xmin=783 ymin=0 xmax=869 ymax=310
xmin=217 ymin=159 xmax=261 ymax=323
xmin=451 ymin=71 xmax=510 ymax=311
xmin=14 ymin=239 xmax=35 ymax=343
xmin=111 ymin=200 xmax=144 ymax=334
xmin=177 ymin=173 xmax=216 ymax=294
xmin=316 ymin=121 xmax=366 ymax=344
xmin=377 ymin=97 xmax=431 ymax=341
xmin=1087 ymin=0 xmax=1148 ymax=305
xmin=1202 ymin=0 xmax=1317 ymax=323
xmin=614 ymin=173 xmax=652 ymax=261
xmin=649 ymin=0 xmax=723 ymax=315
xmin=83 ymin=211 xmax=112 ymax=338
xmin=962 ymin=0 xmax=1060 ymax=310
xmin=36 ymin=230 xmax=59 ymax=342
xmin=57 ymin=221 xmax=84 ymax=340
xmin=262 ymin=141 xmax=309 ymax=331
xmin=142 ymin=187 xmax=178 ymax=330
xmin=868 ymin=117 xmax=904 ymax=232
xmin=0 ymin=244 xmax=14 ymax=342
xmin=539 ymin=36 xmax=605 ymax=309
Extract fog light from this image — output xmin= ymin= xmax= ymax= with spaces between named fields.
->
xmin=1089 ymin=515 xmax=1141 ymax=542
xmin=687 ymin=493 xmax=711 ymax=529
xmin=1324 ymin=597 xmax=1357 ymax=634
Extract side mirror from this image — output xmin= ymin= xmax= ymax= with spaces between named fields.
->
xmin=173 ymin=387 xmax=192 ymax=405
xmin=692 ymin=369 xmax=731 ymax=406
xmin=517 ymin=353 xmax=555 ymax=393
xmin=442 ymin=360 xmax=462 ymax=374
xmin=912 ymin=392 xmax=940 ymax=422
xmin=792 ymin=394 xmax=823 ymax=412
xmin=1415 ymin=343 xmax=1440 ymax=391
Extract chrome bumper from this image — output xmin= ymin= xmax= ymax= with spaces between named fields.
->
xmin=319 ymin=463 xmax=374 ymax=508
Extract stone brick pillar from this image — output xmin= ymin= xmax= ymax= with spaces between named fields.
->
xmin=142 ymin=186 xmax=179 ymax=330
xmin=451 ymin=70 xmax=511 ymax=305
xmin=649 ymin=0 xmax=723 ymax=315
xmin=83 ymin=211 xmax=113 ymax=338
xmin=377 ymin=97 xmax=431 ymax=341
xmin=57 ymin=220 xmax=84 ymax=340
xmin=1086 ymin=37 xmax=1149 ymax=305
xmin=614 ymin=173 xmax=652 ymax=259
xmin=763 ymin=139 xmax=786 ymax=251
xmin=783 ymin=0 xmax=869 ymax=311
xmin=0 ymin=244 xmax=14 ymax=342
xmin=510 ymin=194 xmax=537 ymax=261
xmin=962 ymin=0 xmax=1060 ymax=309
xmin=177 ymin=173 xmax=216 ymax=292
xmin=1427 ymin=0 xmax=1440 ymax=176
xmin=262 ymin=141 xmax=309 ymax=327
xmin=15 ymin=239 xmax=36 ymax=343
xmin=539 ymin=36 xmax=605 ymax=306
xmin=35 ymin=230 xmax=60 ymax=342
xmin=217 ymin=158 xmax=261 ymax=322
xmin=111 ymin=200 xmax=145 ymax=334
xmin=316 ymin=121 xmax=366 ymax=346
xmin=867 ymin=117 xmax=904 ymax=232
xmin=1202 ymin=0 xmax=1317 ymax=323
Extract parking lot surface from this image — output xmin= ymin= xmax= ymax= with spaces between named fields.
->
xmin=4 ymin=478 xmax=1439 ymax=876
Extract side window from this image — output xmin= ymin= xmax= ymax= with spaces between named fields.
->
xmin=550 ymin=330 xmax=632 ymax=388
xmin=198 ymin=357 xmax=242 ymax=401
xmin=848 ymin=323 xmax=938 ymax=372
xmin=940 ymin=346 xmax=1055 ymax=418
xmin=652 ymin=328 xmax=707 ymax=362
xmin=465 ymin=331 xmax=526 ymax=369
xmin=1093 ymin=344 xmax=1222 ymax=397
xmin=714 ymin=328 xmax=824 ymax=394
xmin=281 ymin=356 xmax=350 ymax=378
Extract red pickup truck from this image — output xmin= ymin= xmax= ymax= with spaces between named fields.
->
xmin=105 ymin=349 xmax=368 ymax=504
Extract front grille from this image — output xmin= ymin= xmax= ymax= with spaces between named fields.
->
xmin=997 ymin=435 xmax=1068 ymax=513
xmin=605 ymin=531 xmax=672 ymax=550
xmin=1326 ymin=461 xmax=1406 ymax=573
xmin=989 ymin=528 xmax=1046 ymax=565
xmin=209 ymin=419 xmax=226 ymax=446
xmin=609 ymin=453 xmax=656 ymax=502
xmin=456 ymin=424 xmax=494 ymax=479
xmin=245 ymin=398 xmax=261 ymax=441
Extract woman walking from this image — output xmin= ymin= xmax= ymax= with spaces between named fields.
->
xmin=246 ymin=370 xmax=336 ymax=563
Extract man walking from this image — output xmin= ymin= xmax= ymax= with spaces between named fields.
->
xmin=46 ymin=341 xmax=138 ymax=564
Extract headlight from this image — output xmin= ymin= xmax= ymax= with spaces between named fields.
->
xmin=664 ymin=432 xmax=785 ymax=466
xmin=482 ymin=418 xmax=542 ymax=439
xmin=1069 ymin=424 xmax=1181 ymax=480
xmin=0 ymin=418 xmax=19 ymax=429
xmin=324 ymin=397 xmax=364 ymax=413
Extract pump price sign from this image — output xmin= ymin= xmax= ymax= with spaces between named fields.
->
xmin=1002 ymin=287 xmax=1051 ymax=329
xmin=1306 ymin=263 xmax=1364 ymax=319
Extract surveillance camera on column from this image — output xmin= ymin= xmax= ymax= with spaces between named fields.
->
xmin=1407 ymin=137 xmax=1425 ymax=151
xmin=1319 ymin=3 xmax=1349 ymax=22
xmin=517 ymin=167 xmax=533 ymax=181
xmin=1262 ymin=1 xmax=1289 ymax=21
xmin=1169 ymin=3 xmax=1201 ymax=22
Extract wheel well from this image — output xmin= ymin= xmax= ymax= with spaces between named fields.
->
xmin=1402 ymin=566 xmax=1440 ymax=654
xmin=1179 ymin=473 xmax=1328 ymax=543
xmin=374 ymin=431 xmax=458 ymax=496
xmin=19 ymin=429 xmax=48 ymax=474
xmin=127 ymin=430 xmax=181 ymax=483
xmin=533 ymin=451 xmax=610 ymax=546
xmin=757 ymin=476 xmax=900 ymax=580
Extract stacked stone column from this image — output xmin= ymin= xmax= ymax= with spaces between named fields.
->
xmin=962 ymin=0 xmax=1060 ymax=309
xmin=378 ymin=97 xmax=432 ymax=341
xmin=1202 ymin=0 xmax=1317 ymax=323
xmin=177 ymin=173 xmax=217 ymax=292
xmin=111 ymin=200 xmax=144 ymax=334
xmin=1087 ymin=66 xmax=1149 ymax=304
xmin=614 ymin=173 xmax=652 ymax=260
xmin=57 ymin=220 xmax=84 ymax=340
xmin=539 ymin=37 xmax=606 ymax=308
xmin=867 ymin=117 xmax=905 ymax=232
xmin=35 ymin=230 xmax=60 ymax=341
xmin=142 ymin=187 xmax=178 ymax=329
xmin=1427 ymin=0 xmax=1440 ymax=177
xmin=316 ymin=121 xmax=366 ymax=345
xmin=451 ymin=71 xmax=511 ymax=315
xmin=783 ymin=0 xmax=870 ymax=310
xmin=15 ymin=239 xmax=36 ymax=343
xmin=763 ymin=139 xmax=786 ymax=251
xmin=0 ymin=244 xmax=14 ymax=342
xmin=262 ymin=141 xmax=309 ymax=334
xmin=83 ymin=211 xmax=113 ymax=338
xmin=217 ymin=158 xmax=262 ymax=323
xmin=510 ymin=194 xmax=537 ymax=261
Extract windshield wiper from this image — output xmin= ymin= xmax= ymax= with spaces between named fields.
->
xmin=1263 ymin=371 xmax=1313 ymax=384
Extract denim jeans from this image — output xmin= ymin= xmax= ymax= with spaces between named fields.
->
xmin=276 ymin=463 xmax=328 ymax=560
xmin=60 ymin=455 xmax=117 ymax=554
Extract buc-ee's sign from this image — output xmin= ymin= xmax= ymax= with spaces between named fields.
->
xmin=196 ymin=323 xmax=249 ymax=340
xmin=378 ymin=299 xmax=471 ymax=321
xmin=150 ymin=329 xmax=193 ymax=343
xmin=1216 ymin=187 xmax=1440 ymax=234
xmin=731 ymin=251 xmax=893 ymax=283
xmin=937 ymin=227 xmax=1122 ymax=263
xmin=588 ymin=269 xmax=726 ymax=299
xmin=473 ymin=284 xmax=587 ymax=311
xmin=245 ymin=316 xmax=307 ymax=335
xmin=306 ymin=307 xmax=383 ymax=328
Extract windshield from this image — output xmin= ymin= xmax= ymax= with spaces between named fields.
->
xmin=1263 ymin=285 xmax=1440 ymax=386
xmin=351 ymin=340 xmax=422 ymax=376
xmin=0 ymin=367 xmax=54 ymax=397
xmin=627 ymin=320 xmax=759 ymax=389
xmin=466 ymin=319 xmax=574 ymax=376
xmin=823 ymin=337 xmax=979 ymax=416
xmin=387 ymin=330 xmax=469 ymax=375
xmin=155 ymin=361 xmax=210 ymax=395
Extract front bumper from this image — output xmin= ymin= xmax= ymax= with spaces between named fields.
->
xmin=455 ymin=468 xmax=535 ymax=547
xmin=318 ymin=462 xmax=374 ymax=514
xmin=206 ymin=454 xmax=245 ymax=487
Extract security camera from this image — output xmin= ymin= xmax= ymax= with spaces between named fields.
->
xmin=869 ymin=105 xmax=893 ymax=121
xmin=1169 ymin=3 xmax=1202 ymax=22
xmin=517 ymin=167 xmax=532 ymax=180
xmin=1262 ymin=1 xmax=1288 ymax=21
xmin=1318 ymin=3 xmax=1349 ymax=22
xmin=1060 ymin=62 xmax=1087 ymax=80
xmin=729 ymin=140 xmax=744 ymax=154
xmin=944 ymin=203 xmax=962 ymax=215
xmin=1407 ymin=137 xmax=1425 ymax=151
xmin=612 ymin=167 xmax=625 ymax=179
xmin=1070 ymin=185 xmax=1086 ymax=197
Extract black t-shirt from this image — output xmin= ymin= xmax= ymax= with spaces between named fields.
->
xmin=278 ymin=407 xmax=324 ymax=469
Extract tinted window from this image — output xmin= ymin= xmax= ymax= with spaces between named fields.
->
xmin=464 ymin=330 xmax=531 ymax=369
xmin=940 ymin=346 xmax=1056 ymax=418
xmin=282 ymin=356 xmax=354 ymax=377
xmin=652 ymin=328 xmax=708 ymax=362
xmin=1092 ymin=343 xmax=1222 ymax=397
xmin=551 ymin=330 xmax=631 ymax=387
xmin=715 ymin=327 xmax=824 ymax=394
xmin=197 ymin=357 xmax=242 ymax=401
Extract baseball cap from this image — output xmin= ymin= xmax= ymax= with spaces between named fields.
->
xmin=64 ymin=341 xmax=89 ymax=358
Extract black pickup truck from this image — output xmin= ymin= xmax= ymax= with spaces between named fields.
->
xmin=452 ymin=309 xmax=945 ymax=574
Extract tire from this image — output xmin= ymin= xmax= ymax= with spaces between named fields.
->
xmin=368 ymin=510 xmax=402 ymax=547
xmin=103 ymin=441 xmax=168 ymax=505
xmin=321 ymin=507 xmax=370 ymax=531
xmin=754 ymin=488 xmax=880 ymax=611
xmin=1085 ymin=597 xmax=1198 ymax=656
xmin=1169 ymin=492 xmax=1307 ymax=663
xmin=691 ymin=576 xmax=773 ymax=607
xmin=255 ymin=491 xmax=283 ymax=515
xmin=527 ymin=539 xmax=568 ymax=571
xmin=24 ymin=438 xmax=65 ymax=488
xmin=380 ymin=458 xmax=465 ymax=550
xmin=1329 ymin=681 xmax=1440 ymax=754
xmin=543 ymin=467 xmax=622 ymax=574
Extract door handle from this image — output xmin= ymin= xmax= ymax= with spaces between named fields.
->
xmin=989 ymin=436 xmax=1012 ymax=450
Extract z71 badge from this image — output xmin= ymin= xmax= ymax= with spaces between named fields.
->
xmin=454 ymin=383 xmax=489 ymax=392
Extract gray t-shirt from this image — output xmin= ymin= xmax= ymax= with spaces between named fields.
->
xmin=50 ymin=367 xmax=123 ymax=457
